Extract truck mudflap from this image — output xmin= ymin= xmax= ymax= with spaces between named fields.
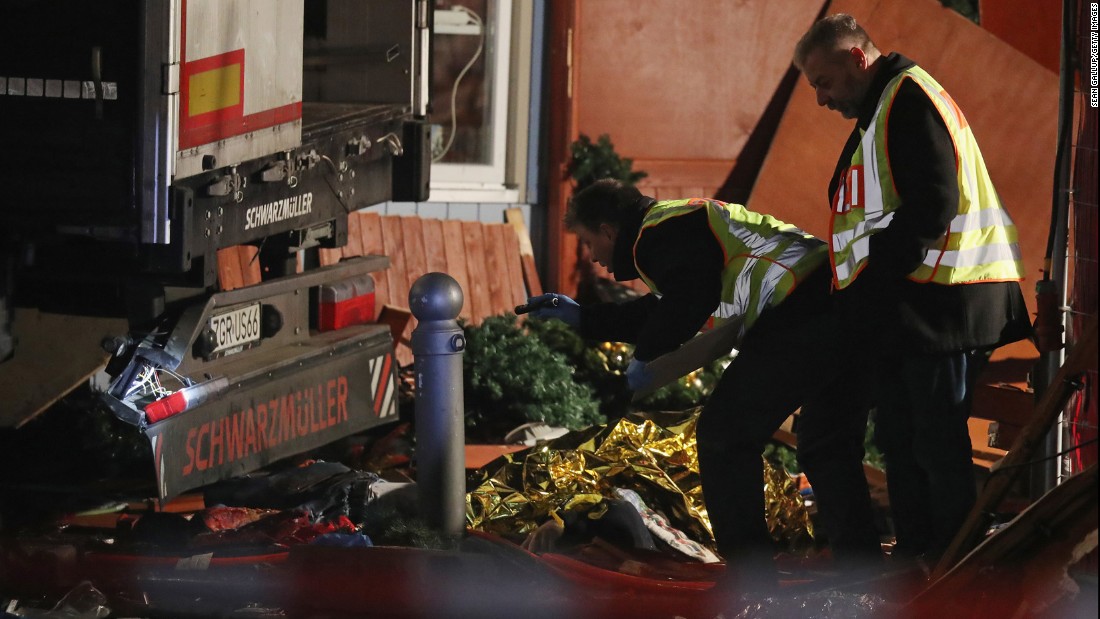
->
xmin=147 ymin=324 xmax=397 ymax=501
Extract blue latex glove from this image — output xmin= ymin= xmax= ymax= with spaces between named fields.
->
xmin=625 ymin=358 xmax=654 ymax=392
xmin=525 ymin=293 xmax=580 ymax=328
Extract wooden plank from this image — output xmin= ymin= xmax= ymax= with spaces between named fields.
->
xmin=501 ymin=224 xmax=528 ymax=309
xmin=505 ymin=208 xmax=543 ymax=297
xmin=933 ymin=317 xmax=1098 ymax=578
xmin=237 ymin=245 xmax=261 ymax=287
xmin=319 ymin=247 xmax=343 ymax=267
xmin=377 ymin=305 xmax=413 ymax=348
xmin=483 ymin=224 xmax=510 ymax=316
xmin=396 ymin=217 xmax=427 ymax=367
xmin=400 ymin=216 xmax=429 ymax=294
xmin=461 ymin=220 xmax=492 ymax=324
xmin=216 ymin=246 xmax=245 ymax=291
xmin=359 ymin=211 xmax=388 ymax=318
xmin=380 ymin=216 xmax=410 ymax=310
xmin=359 ymin=211 xmax=386 ymax=255
xmin=380 ymin=216 xmax=414 ymax=367
xmin=343 ymin=211 xmax=365 ymax=258
xmin=441 ymin=219 xmax=473 ymax=322
xmin=422 ymin=218 xmax=448 ymax=274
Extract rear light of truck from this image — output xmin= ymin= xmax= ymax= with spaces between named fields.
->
xmin=145 ymin=377 xmax=230 ymax=424
xmin=316 ymin=274 xmax=376 ymax=332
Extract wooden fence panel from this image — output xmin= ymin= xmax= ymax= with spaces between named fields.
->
xmin=502 ymin=226 xmax=528 ymax=309
xmin=505 ymin=208 xmax=542 ymax=297
xmin=319 ymin=246 xmax=342 ymax=267
xmin=442 ymin=219 xmax=473 ymax=322
xmin=422 ymin=218 xmax=447 ymax=274
xmin=484 ymin=224 xmax=511 ymax=316
xmin=343 ymin=210 xmax=365 ymax=259
xmin=381 ymin=216 xmax=410 ymax=312
xmin=359 ymin=211 xmax=389 ymax=319
xmin=461 ymin=220 xmax=492 ymax=324
xmin=400 ymin=216 xmax=428 ymax=295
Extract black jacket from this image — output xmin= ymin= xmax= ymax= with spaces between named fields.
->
xmin=829 ymin=53 xmax=1032 ymax=353
xmin=578 ymin=203 xmax=831 ymax=362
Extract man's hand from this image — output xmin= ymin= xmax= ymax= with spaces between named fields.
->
xmin=625 ymin=358 xmax=654 ymax=392
xmin=521 ymin=293 xmax=580 ymax=328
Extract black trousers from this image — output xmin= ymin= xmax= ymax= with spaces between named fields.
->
xmin=873 ymin=349 xmax=988 ymax=558
xmin=696 ymin=298 xmax=881 ymax=568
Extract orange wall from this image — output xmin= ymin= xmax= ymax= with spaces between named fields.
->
xmin=575 ymin=0 xmax=825 ymax=162
xmin=555 ymin=0 xmax=827 ymax=294
xmin=980 ymin=0 xmax=1061 ymax=73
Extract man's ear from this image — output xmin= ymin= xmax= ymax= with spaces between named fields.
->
xmin=848 ymin=46 xmax=868 ymax=70
xmin=598 ymin=222 xmax=618 ymax=241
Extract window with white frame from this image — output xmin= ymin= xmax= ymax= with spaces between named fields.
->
xmin=430 ymin=0 xmax=520 ymax=202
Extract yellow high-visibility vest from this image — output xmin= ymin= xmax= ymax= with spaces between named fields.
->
xmin=830 ymin=66 xmax=1025 ymax=289
xmin=634 ymin=199 xmax=826 ymax=338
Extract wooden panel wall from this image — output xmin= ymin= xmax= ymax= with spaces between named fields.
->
xmin=548 ymin=0 xmax=827 ymax=295
xmin=574 ymin=0 xmax=826 ymax=162
xmin=980 ymin=0 xmax=1061 ymax=73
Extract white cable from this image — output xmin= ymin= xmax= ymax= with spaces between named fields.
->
xmin=432 ymin=5 xmax=485 ymax=163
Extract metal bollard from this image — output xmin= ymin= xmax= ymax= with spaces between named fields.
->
xmin=408 ymin=272 xmax=466 ymax=536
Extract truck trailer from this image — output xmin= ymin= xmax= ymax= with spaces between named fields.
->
xmin=0 ymin=0 xmax=433 ymax=500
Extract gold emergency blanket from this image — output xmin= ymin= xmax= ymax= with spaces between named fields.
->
xmin=466 ymin=409 xmax=813 ymax=552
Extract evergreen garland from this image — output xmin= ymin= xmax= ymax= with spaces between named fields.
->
xmin=461 ymin=315 xmax=604 ymax=441
xmin=566 ymin=133 xmax=648 ymax=193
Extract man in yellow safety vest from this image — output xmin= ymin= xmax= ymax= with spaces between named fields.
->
xmin=794 ymin=13 xmax=1032 ymax=564
xmin=527 ymin=178 xmax=882 ymax=586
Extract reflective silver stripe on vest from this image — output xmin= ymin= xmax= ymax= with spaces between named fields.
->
xmin=832 ymin=210 xmax=895 ymax=283
xmin=832 ymin=212 xmax=896 ymax=253
xmin=922 ymin=241 xmax=1022 ymax=268
xmin=715 ymin=245 xmax=809 ymax=334
xmin=831 ymin=107 xmax=887 ymax=276
xmin=861 ymin=122 xmax=885 ymax=217
xmin=949 ymin=207 xmax=1014 ymax=233
xmin=722 ymin=211 xmax=785 ymax=256
xmin=720 ymin=258 xmax=755 ymax=321
xmin=757 ymin=251 xmax=797 ymax=311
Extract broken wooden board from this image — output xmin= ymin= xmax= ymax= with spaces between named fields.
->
xmin=505 ymin=208 xmax=542 ymax=297
xmin=632 ymin=318 xmax=742 ymax=400
xmin=0 ymin=308 xmax=128 ymax=428
xmin=934 ymin=317 xmax=1098 ymax=577
xmin=912 ymin=463 xmax=1098 ymax=617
